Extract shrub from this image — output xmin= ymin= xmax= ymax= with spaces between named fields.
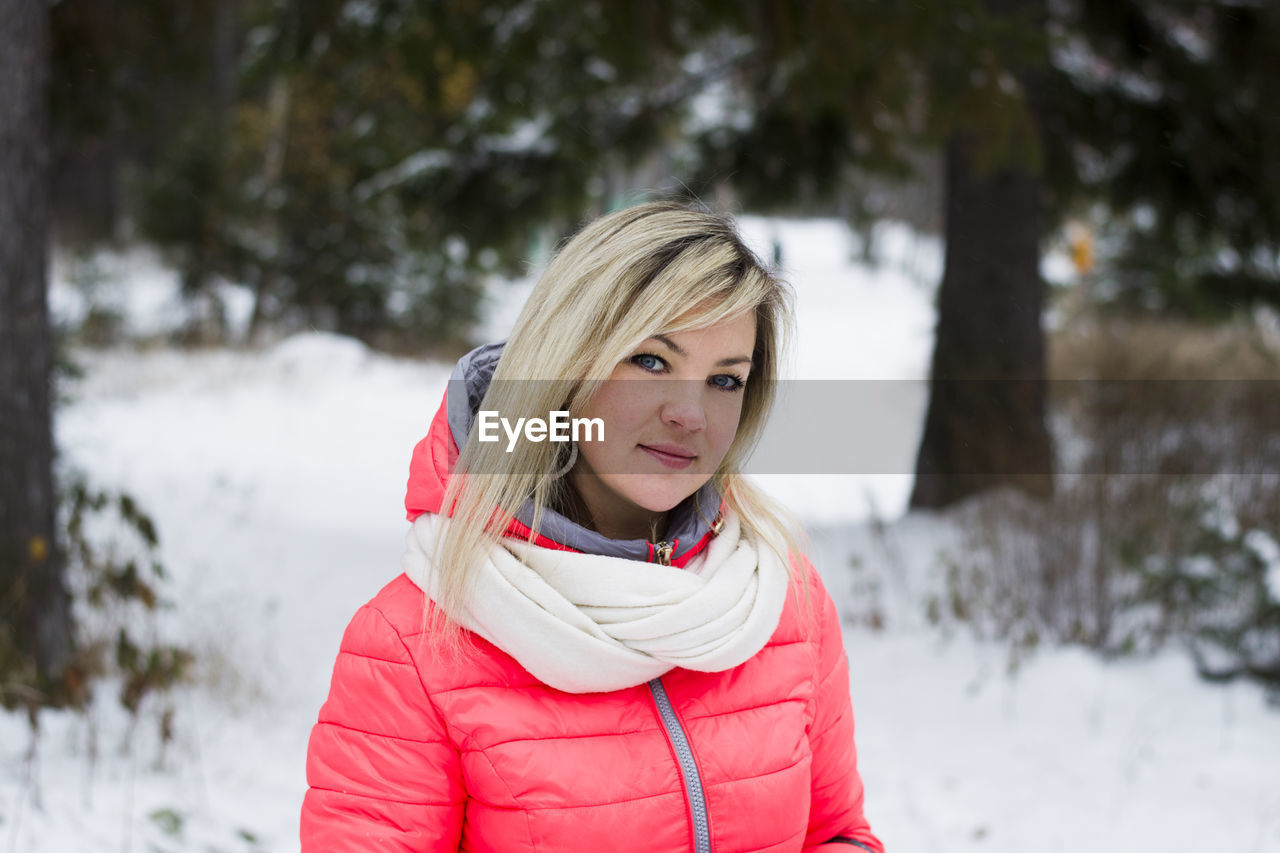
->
xmin=1 ymin=475 xmax=191 ymax=741
xmin=931 ymin=313 xmax=1280 ymax=693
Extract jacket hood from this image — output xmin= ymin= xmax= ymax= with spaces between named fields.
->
xmin=404 ymin=342 xmax=723 ymax=566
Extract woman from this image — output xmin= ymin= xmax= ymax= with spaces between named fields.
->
xmin=301 ymin=202 xmax=883 ymax=852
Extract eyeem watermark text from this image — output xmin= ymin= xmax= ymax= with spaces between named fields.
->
xmin=478 ymin=411 xmax=604 ymax=452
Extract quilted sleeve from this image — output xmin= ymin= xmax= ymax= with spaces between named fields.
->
xmin=801 ymin=565 xmax=885 ymax=853
xmin=301 ymin=603 xmax=465 ymax=851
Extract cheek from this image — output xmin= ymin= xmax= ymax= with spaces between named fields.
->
xmin=707 ymin=400 xmax=745 ymax=453
xmin=575 ymin=432 xmax=614 ymax=476
xmin=581 ymin=385 xmax=656 ymax=444
xmin=577 ymin=403 xmax=639 ymax=472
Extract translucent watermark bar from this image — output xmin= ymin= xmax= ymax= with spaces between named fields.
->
xmin=444 ymin=379 xmax=1280 ymax=475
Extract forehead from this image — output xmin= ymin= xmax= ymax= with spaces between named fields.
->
xmin=653 ymin=310 xmax=756 ymax=354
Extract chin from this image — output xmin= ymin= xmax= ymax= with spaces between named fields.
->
xmin=625 ymin=476 xmax=709 ymax=514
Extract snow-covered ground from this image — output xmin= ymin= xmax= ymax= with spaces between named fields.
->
xmin=3 ymin=218 xmax=1278 ymax=852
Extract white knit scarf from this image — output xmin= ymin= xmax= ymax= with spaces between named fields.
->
xmin=400 ymin=511 xmax=790 ymax=694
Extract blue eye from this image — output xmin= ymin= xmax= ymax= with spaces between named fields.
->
xmin=710 ymin=374 xmax=746 ymax=392
xmin=632 ymin=353 xmax=666 ymax=372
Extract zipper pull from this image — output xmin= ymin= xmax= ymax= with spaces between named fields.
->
xmin=654 ymin=540 xmax=674 ymax=566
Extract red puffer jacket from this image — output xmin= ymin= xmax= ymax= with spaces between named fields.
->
xmin=301 ymin=379 xmax=883 ymax=852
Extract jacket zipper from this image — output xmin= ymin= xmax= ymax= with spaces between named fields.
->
xmin=645 ymin=518 xmax=723 ymax=848
xmin=648 ymin=677 xmax=711 ymax=853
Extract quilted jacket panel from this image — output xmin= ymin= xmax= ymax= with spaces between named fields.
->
xmin=302 ymin=563 xmax=882 ymax=852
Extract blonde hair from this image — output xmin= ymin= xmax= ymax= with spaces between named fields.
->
xmin=430 ymin=201 xmax=808 ymax=642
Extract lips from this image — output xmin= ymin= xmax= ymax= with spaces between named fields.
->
xmin=639 ymin=444 xmax=697 ymax=470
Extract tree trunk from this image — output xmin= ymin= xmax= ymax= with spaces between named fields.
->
xmin=910 ymin=0 xmax=1054 ymax=509
xmin=48 ymin=0 xmax=123 ymax=245
xmin=0 ymin=0 xmax=73 ymax=690
xmin=247 ymin=71 xmax=292 ymax=342
xmin=909 ymin=130 xmax=1054 ymax=508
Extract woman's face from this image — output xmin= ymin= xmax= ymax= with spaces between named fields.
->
xmin=568 ymin=309 xmax=756 ymax=540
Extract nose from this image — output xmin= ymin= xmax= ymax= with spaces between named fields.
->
xmin=660 ymin=384 xmax=707 ymax=433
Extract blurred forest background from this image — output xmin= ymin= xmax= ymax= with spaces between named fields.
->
xmin=3 ymin=0 xmax=1280 ymax=751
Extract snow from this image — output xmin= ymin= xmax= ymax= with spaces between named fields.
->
xmin=1247 ymin=530 xmax=1280 ymax=603
xmin=352 ymin=149 xmax=453 ymax=202
xmin=1050 ymin=34 xmax=1164 ymax=104
xmin=50 ymin=247 xmax=256 ymax=342
xmin=5 ymin=217 xmax=1280 ymax=852
xmin=852 ymin=635 xmax=1280 ymax=852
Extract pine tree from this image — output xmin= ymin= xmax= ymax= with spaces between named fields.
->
xmin=1042 ymin=0 xmax=1280 ymax=315
xmin=688 ymin=1 xmax=1279 ymax=506
xmin=681 ymin=2 xmax=1056 ymax=506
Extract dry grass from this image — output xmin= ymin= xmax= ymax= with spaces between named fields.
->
xmin=1050 ymin=312 xmax=1280 ymax=381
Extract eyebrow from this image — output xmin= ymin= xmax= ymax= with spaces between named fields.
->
xmin=652 ymin=334 xmax=753 ymax=368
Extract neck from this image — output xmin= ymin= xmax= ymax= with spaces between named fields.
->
xmin=558 ymin=476 xmax=669 ymax=542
